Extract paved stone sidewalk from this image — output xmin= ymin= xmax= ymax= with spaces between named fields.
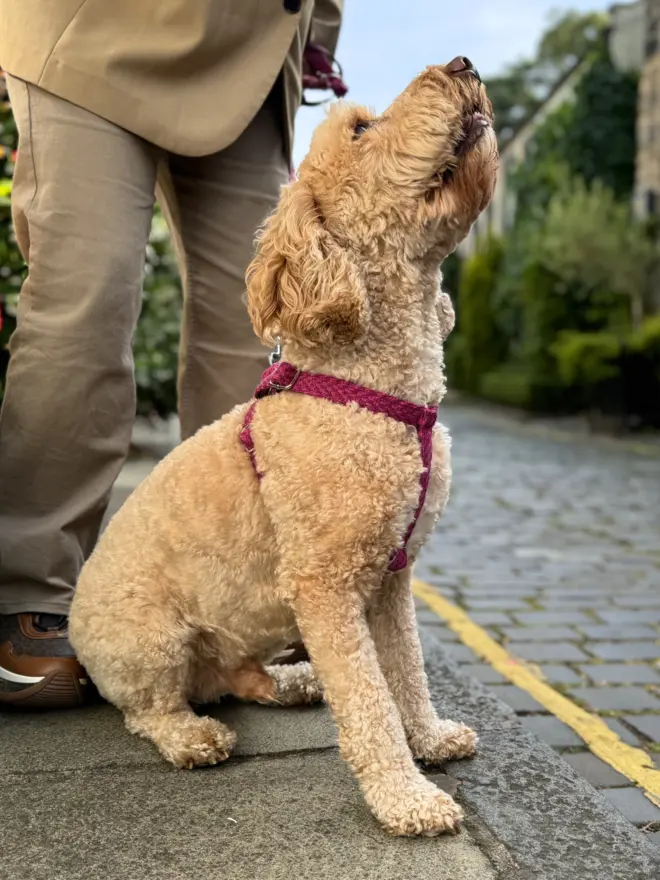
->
xmin=3 ymin=627 xmax=659 ymax=880
xmin=416 ymin=403 xmax=660 ymax=844
xmin=1 ymin=409 xmax=651 ymax=878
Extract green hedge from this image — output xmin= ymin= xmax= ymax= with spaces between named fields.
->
xmin=553 ymin=330 xmax=621 ymax=386
xmin=630 ymin=314 xmax=660 ymax=366
xmin=479 ymin=318 xmax=660 ymax=423
xmin=134 ymin=210 xmax=182 ymax=418
xmin=446 ymin=236 xmax=506 ymax=393
xmin=548 ymin=319 xmax=660 ymax=423
xmin=479 ymin=363 xmax=579 ymax=413
xmin=0 ymin=178 xmax=23 ymax=400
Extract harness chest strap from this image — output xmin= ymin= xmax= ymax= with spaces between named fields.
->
xmin=239 ymin=361 xmax=438 ymax=573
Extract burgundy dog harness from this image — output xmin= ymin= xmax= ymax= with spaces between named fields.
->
xmin=239 ymin=361 xmax=438 ymax=573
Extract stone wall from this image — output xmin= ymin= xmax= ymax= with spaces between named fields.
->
xmin=634 ymin=0 xmax=660 ymax=217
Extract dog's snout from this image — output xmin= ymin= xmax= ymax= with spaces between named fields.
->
xmin=447 ymin=56 xmax=481 ymax=83
xmin=447 ymin=56 xmax=471 ymax=73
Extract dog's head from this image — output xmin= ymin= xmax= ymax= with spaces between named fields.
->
xmin=248 ymin=58 xmax=497 ymax=348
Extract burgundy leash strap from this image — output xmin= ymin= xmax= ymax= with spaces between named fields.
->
xmin=240 ymin=362 xmax=438 ymax=572
xmin=302 ymin=41 xmax=348 ymax=105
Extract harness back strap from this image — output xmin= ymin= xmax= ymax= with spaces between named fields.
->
xmin=239 ymin=361 xmax=438 ymax=573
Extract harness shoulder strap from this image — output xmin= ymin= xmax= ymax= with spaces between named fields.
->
xmin=238 ymin=362 xmax=438 ymax=571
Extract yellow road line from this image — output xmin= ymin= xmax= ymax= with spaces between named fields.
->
xmin=413 ymin=578 xmax=660 ymax=808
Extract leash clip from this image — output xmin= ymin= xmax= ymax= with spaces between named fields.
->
xmin=268 ymin=338 xmax=281 ymax=366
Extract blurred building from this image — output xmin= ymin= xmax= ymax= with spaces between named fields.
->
xmin=461 ymin=1 xmax=653 ymax=256
xmin=634 ymin=0 xmax=660 ymax=217
xmin=610 ymin=0 xmax=647 ymax=70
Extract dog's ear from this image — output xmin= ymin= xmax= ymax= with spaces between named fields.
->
xmin=437 ymin=291 xmax=455 ymax=341
xmin=246 ymin=181 xmax=369 ymax=348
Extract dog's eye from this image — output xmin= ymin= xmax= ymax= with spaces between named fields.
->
xmin=352 ymin=121 xmax=372 ymax=140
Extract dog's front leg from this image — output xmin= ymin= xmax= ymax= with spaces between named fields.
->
xmin=292 ymin=585 xmax=463 ymax=837
xmin=369 ymin=567 xmax=477 ymax=764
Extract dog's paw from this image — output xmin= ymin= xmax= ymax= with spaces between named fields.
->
xmin=372 ymin=781 xmax=464 ymax=837
xmin=409 ymin=719 xmax=477 ymax=765
xmin=161 ymin=718 xmax=237 ymax=770
xmin=266 ymin=661 xmax=324 ymax=706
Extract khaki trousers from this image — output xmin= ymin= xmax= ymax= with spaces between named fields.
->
xmin=0 ymin=77 xmax=288 ymax=614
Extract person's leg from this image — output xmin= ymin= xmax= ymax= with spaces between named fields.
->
xmin=0 ymin=77 xmax=159 ymax=707
xmin=158 ymin=86 xmax=289 ymax=440
xmin=158 ymin=84 xmax=305 ymax=664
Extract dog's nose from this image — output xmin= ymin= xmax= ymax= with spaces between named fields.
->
xmin=447 ymin=56 xmax=481 ymax=83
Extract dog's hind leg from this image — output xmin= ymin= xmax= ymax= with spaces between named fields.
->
xmin=264 ymin=661 xmax=323 ymax=705
xmin=191 ymin=657 xmax=322 ymax=707
xmin=369 ymin=567 xmax=477 ymax=764
xmin=86 ymin=611 xmax=237 ymax=770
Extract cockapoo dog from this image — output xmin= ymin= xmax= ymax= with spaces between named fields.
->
xmin=70 ymin=57 xmax=497 ymax=837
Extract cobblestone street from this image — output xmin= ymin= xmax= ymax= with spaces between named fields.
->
xmin=417 ymin=403 xmax=660 ymax=846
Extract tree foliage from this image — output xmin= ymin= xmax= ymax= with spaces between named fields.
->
xmin=538 ymin=180 xmax=654 ymax=328
xmin=560 ymin=45 xmax=638 ymax=196
xmin=510 ymin=36 xmax=638 ymax=225
xmin=486 ymin=10 xmax=607 ymax=144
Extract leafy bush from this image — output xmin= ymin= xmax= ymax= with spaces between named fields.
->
xmin=0 ymin=181 xmax=21 ymax=399
xmin=441 ymin=250 xmax=461 ymax=299
xmin=538 ymin=180 xmax=653 ymax=329
xmin=479 ymin=363 xmax=573 ymax=412
xmin=630 ymin=314 xmax=660 ymax=364
xmin=0 ymin=102 xmax=23 ymax=398
xmin=627 ymin=317 xmax=660 ymax=425
xmin=550 ymin=322 xmax=660 ymax=425
xmin=478 ymin=363 xmax=535 ymax=409
xmin=447 ymin=236 xmax=506 ymax=392
xmin=552 ymin=330 xmax=621 ymax=385
xmin=134 ymin=210 xmax=182 ymax=418
xmin=452 ymin=19 xmax=656 ymax=424
xmin=443 ymin=332 xmax=469 ymax=391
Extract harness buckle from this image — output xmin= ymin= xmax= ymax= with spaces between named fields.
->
xmin=269 ymin=369 xmax=301 ymax=392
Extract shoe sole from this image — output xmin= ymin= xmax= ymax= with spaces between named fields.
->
xmin=0 ymin=669 xmax=87 ymax=710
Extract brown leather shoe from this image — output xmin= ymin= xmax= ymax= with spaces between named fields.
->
xmin=0 ymin=613 xmax=88 ymax=709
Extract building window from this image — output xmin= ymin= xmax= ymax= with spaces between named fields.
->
xmin=647 ymin=12 xmax=660 ymax=56
xmin=647 ymin=190 xmax=658 ymax=216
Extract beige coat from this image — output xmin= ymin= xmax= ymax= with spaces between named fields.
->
xmin=0 ymin=0 xmax=342 ymax=158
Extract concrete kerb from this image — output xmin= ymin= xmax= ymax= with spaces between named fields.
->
xmin=419 ymin=627 xmax=660 ymax=880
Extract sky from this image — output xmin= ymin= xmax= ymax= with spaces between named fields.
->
xmin=293 ymin=0 xmax=610 ymax=166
